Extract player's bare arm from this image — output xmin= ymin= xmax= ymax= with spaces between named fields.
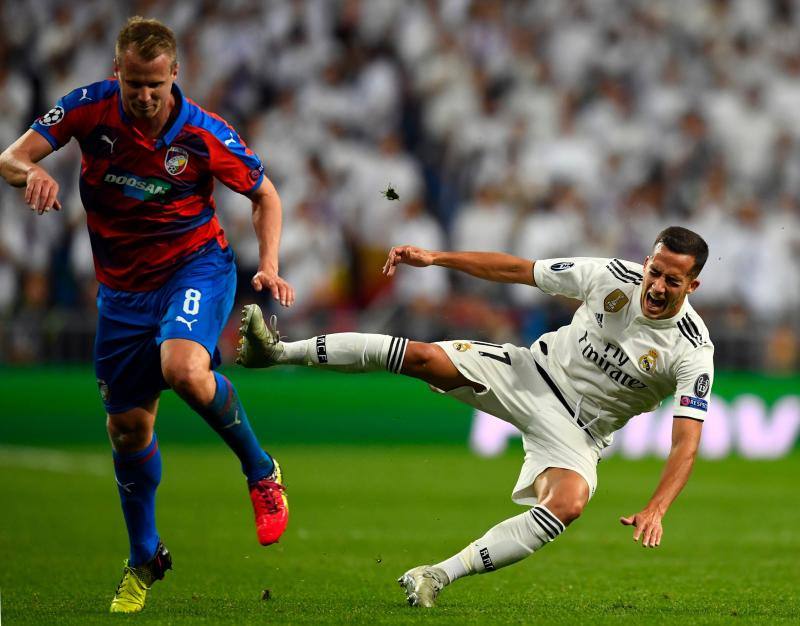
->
xmin=0 ymin=129 xmax=61 ymax=214
xmin=620 ymin=417 xmax=702 ymax=547
xmin=249 ymin=175 xmax=295 ymax=307
xmin=383 ymin=246 xmax=536 ymax=286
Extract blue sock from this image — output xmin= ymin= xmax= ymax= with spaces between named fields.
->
xmin=113 ymin=436 xmax=161 ymax=567
xmin=199 ymin=372 xmax=274 ymax=483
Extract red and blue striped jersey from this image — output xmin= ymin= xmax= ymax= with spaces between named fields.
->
xmin=31 ymin=79 xmax=265 ymax=291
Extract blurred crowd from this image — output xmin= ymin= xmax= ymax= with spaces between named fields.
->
xmin=1 ymin=0 xmax=798 ymax=371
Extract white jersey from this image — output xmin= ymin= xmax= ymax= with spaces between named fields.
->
xmin=533 ymin=257 xmax=714 ymax=446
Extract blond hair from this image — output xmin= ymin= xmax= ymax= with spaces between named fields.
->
xmin=115 ymin=16 xmax=177 ymax=67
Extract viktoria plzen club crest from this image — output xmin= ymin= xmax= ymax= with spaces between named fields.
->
xmin=165 ymin=146 xmax=189 ymax=176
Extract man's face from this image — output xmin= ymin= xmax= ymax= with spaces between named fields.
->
xmin=640 ymin=243 xmax=700 ymax=319
xmin=114 ymin=48 xmax=177 ymax=120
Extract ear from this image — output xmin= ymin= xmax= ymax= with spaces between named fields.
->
xmin=113 ymin=57 xmax=120 ymax=78
xmin=172 ymin=61 xmax=179 ymax=80
xmin=686 ymin=278 xmax=700 ymax=294
xmin=643 ymin=255 xmax=651 ymax=269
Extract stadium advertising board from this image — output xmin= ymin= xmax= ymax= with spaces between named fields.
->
xmin=0 ymin=369 xmax=797 ymax=458
xmin=470 ymin=392 xmax=800 ymax=459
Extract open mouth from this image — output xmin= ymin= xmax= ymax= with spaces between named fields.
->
xmin=644 ymin=292 xmax=666 ymax=315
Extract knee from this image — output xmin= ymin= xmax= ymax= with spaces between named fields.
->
xmin=162 ymin=360 xmax=209 ymax=400
xmin=547 ymin=497 xmax=586 ymax=526
xmin=107 ymin=414 xmax=150 ymax=452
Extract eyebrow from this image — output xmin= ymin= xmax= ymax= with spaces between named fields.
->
xmin=649 ymin=266 xmax=684 ymax=281
xmin=125 ymin=79 xmax=165 ymax=85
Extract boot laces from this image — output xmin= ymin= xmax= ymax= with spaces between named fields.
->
xmin=254 ymin=479 xmax=285 ymax=514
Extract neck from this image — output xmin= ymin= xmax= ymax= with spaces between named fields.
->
xmin=130 ymin=92 xmax=176 ymax=139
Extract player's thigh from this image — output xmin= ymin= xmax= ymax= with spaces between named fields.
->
xmin=432 ymin=340 xmax=538 ymax=429
xmin=158 ymin=244 xmax=237 ymax=368
xmin=95 ymin=285 xmax=167 ymax=415
xmin=402 ymin=341 xmax=482 ymax=391
xmin=511 ymin=418 xmax=601 ymax=510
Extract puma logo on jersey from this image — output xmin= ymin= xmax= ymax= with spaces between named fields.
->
xmin=100 ymin=134 xmax=117 ymax=153
xmin=80 ymin=88 xmax=92 ymax=101
xmin=224 ymin=133 xmax=236 ymax=146
xmin=176 ymin=316 xmax=197 ymax=331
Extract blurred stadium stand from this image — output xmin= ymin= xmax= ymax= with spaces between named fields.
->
xmin=1 ymin=0 xmax=798 ymax=371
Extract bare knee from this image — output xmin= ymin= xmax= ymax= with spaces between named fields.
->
xmin=164 ymin=359 xmax=202 ymax=394
xmin=534 ymin=468 xmax=590 ymax=526
xmin=107 ymin=410 xmax=154 ymax=453
xmin=161 ymin=339 xmax=215 ymax=405
xmin=162 ymin=359 xmax=215 ymax=406
xmin=545 ymin=497 xmax=586 ymax=525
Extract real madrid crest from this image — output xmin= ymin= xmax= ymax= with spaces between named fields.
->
xmin=638 ymin=349 xmax=658 ymax=372
xmin=165 ymin=145 xmax=189 ymax=176
xmin=453 ymin=341 xmax=472 ymax=352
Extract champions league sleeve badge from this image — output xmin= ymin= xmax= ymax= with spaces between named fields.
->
xmin=165 ymin=146 xmax=189 ymax=176
xmin=39 ymin=106 xmax=65 ymax=126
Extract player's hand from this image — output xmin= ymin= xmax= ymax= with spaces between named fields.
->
xmin=25 ymin=165 xmax=62 ymax=215
xmin=251 ymin=268 xmax=295 ymax=307
xmin=382 ymin=245 xmax=435 ymax=277
xmin=619 ymin=508 xmax=664 ymax=548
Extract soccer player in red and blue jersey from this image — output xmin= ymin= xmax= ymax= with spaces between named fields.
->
xmin=0 ymin=17 xmax=293 ymax=613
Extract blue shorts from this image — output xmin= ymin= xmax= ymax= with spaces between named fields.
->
xmin=94 ymin=242 xmax=237 ymax=414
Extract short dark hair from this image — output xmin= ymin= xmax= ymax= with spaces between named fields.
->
xmin=116 ymin=17 xmax=177 ymax=68
xmin=653 ymin=226 xmax=708 ymax=277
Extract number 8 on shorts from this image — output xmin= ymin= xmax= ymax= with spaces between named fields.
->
xmin=183 ymin=288 xmax=202 ymax=315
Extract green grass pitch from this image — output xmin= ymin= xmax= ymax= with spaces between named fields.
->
xmin=1 ymin=444 xmax=798 ymax=624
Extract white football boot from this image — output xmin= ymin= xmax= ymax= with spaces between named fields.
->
xmin=235 ymin=305 xmax=284 ymax=368
xmin=398 ymin=565 xmax=449 ymax=608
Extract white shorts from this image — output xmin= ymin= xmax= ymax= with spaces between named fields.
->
xmin=434 ymin=339 xmax=602 ymax=506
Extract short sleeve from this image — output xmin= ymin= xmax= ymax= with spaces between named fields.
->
xmin=30 ymin=86 xmax=95 ymax=150
xmin=534 ymin=257 xmax=607 ymax=301
xmin=672 ymin=344 xmax=714 ymax=421
xmin=206 ymin=125 xmax=265 ymax=195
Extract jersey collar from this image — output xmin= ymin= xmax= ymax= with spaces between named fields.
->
xmin=160 ymin=83 xmax=189 ymax=147
xmin=631 ymin=283 xmax=690 ymax=328
xmin=116 ymin=82 xmax=189 ymax=148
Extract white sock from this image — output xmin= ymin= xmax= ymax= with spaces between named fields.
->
xmin=278 ymin=333 xmax=408 ymax=373
xmin=435 ymin=504 xmax=566 ymax=583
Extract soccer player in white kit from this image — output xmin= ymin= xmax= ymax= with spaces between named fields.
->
xmin=236 ymin=226 xmax=713 ymax=607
